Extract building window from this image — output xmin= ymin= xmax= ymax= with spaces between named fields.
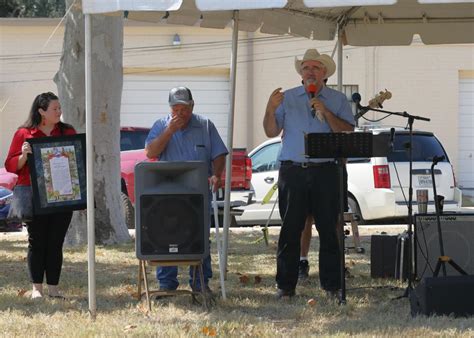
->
xmin=327 ymin=84 xmax=359 ymax=116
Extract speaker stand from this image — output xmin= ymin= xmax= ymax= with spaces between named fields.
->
xmin=137 ymin=259 xmax=214 ymax=312
xmin=429 ymin=157 xmax=467 ymax=278
xmin=433 ymin=256 xmax=467 ymax=277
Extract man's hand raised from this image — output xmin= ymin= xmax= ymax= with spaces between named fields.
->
xmin=266 ymin=87 xmax=284 ymax=113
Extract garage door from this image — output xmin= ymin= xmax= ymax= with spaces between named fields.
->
xmin=458 ymin=72 xmax=474 ymax=189
xmin=121 ymin=71 xmax=230 ymax=142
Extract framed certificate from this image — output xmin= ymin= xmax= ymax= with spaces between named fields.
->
xmin=27 ymin=133 xmax=87 ymax=214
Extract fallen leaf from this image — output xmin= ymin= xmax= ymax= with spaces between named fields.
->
xmin=239 ymin=275 xmax=249 ymax=284
xmin=307 ymin=298 xmax=317 ymax=306
xmin=123 ymin=324 xmax=137 ymax=332
xmin=254 ymin=275 xmax=262 ymax=284
xmin=136 ymin=302 xmax=149 ymax=315
xmin=17 ymin=289 xmax=27 ymax=297
xmin=202 ymin=326 xmax=217 ymax=336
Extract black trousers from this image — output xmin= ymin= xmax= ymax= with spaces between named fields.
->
xmin=277 ymin=163 xmax=341 ymax=291
xmin=26 ymin=212 xmax=73 ymax=285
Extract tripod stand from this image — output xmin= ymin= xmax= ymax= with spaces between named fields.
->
xmin=430 ymin=156 xmax=467 ymax=277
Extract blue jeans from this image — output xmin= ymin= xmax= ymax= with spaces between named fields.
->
xmin=156 ymin=253 xmax=212 ymax=290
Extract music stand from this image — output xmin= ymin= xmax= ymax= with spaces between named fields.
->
xmin=305 ymin=132 xmax=389 ymax=304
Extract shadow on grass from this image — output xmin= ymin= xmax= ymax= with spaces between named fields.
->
xmin=2 ymin=230 xmax=473 ymax=334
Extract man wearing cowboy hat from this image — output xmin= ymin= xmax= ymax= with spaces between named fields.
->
xmin=263 ymin=49 xmax=355 ymax=299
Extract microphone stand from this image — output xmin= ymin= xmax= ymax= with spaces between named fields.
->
xmin=354 ymin=104 xmax=369 ymax=127
xmin=355 ymin=104 xmax=430 ymax=297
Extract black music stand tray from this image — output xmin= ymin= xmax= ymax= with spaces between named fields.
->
xmin=305 ymin=132 xmax=389 ymax=304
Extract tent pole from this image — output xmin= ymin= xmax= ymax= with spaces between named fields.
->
xmin=337 ymin=27 xmax=343 ymax=91
xmin=85 ymin=13 xmax=96 ymax=319
xmin=222 ymin=10 xmax=239 ymax=281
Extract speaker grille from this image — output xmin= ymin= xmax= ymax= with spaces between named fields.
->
xmin=139 ymin=194 xmax=205 ymax=259
xmin=415 ymin=214 xmax=474 ymax=279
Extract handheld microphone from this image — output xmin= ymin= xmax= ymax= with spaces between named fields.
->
xmin=308 ymin=83 xmax=317 ymax=119
xmin=307 ymin=81 xmax=324 ymax=122
xmin=389 ymin=127 xmax=396 ymax=150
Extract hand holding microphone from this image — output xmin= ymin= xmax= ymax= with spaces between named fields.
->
xmin=307 ymin=80 xmax=325 ymax=122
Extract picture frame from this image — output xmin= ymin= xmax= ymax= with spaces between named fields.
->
xmin=27 ymin=133 xmax=87 ymax=214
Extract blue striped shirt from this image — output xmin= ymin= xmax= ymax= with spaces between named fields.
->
xmin=275 ymin=85 xmax=355 ymax=163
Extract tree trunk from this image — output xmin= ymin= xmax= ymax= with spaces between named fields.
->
xmin=54 ymin=0 xmax=130 ymax=245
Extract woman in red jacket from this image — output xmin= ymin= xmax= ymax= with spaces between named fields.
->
xmin=5 ymin=92 xmax=76 ymax=299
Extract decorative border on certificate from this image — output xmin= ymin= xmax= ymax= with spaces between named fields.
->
xmin=27 ymin=134 xmax=86 ymax=214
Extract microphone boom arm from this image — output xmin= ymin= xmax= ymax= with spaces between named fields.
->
xmin=355 ymin=105 xmax=430 ymax=123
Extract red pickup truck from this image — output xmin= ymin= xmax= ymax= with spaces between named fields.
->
xmin=0 ymin=168 xmax=17 ymax=190
xmin=120 ymin=127 xmax=252 ymax=228
xmin=0 ymin=128 xmax=251 ymax=229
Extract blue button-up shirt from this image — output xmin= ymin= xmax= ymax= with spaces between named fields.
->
xmin=145 ymin=114 xmax=228 ymax=176
xmin=275 ymin=85 xmax=355 ymax=163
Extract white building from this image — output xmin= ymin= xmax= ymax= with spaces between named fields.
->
xmin=1 ymin=18 xmax=473 ymax=189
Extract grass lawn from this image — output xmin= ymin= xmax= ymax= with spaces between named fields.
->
xmin=1 ymin=226 xmax=473 ymax=337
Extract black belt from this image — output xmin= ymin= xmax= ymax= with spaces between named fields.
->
xmin=280 ymin=160 xmax=335 ymax=168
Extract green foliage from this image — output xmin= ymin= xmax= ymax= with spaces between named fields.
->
xmin=0 ymin=0 xmax=66 ymax=18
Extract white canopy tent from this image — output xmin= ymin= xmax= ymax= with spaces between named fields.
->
xmin=81 ymin=0 xmax=474 ymax=316
xmin=83 ymin=0 xmax=474 ymax=45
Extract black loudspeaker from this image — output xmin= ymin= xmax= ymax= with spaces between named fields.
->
xmin=134 ymin=161 xmax=209 ymax=260
xmin=409 ymin=275 xmax=474 ymax=317
xmin=370 ymin=234 xmax=408 ymax=279
xmin=415 ymin=214 xmax=474 ymax=279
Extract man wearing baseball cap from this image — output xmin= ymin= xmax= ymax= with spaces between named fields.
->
xmin=263 ymin=49 xmax=355 ymax=299
xmin=145 ymin=86 xmax=228 ymax=294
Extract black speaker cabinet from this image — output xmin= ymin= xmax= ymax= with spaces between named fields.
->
xmin=409 ymin=275 xmax=474 ymax=317
xmin=134 ymin=161 xmax=209 ymax=260
xmin=370 ymin=234 xmax=408 ymax=279
xmin=415 ymin=213 xmax=474 ymax=279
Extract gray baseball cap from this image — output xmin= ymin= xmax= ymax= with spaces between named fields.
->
xmin=168 ymin=86 xmax=194 ymax=106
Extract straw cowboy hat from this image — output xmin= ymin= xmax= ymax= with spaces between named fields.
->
xmin=294 ymin=49 xmax=336 ymax=79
